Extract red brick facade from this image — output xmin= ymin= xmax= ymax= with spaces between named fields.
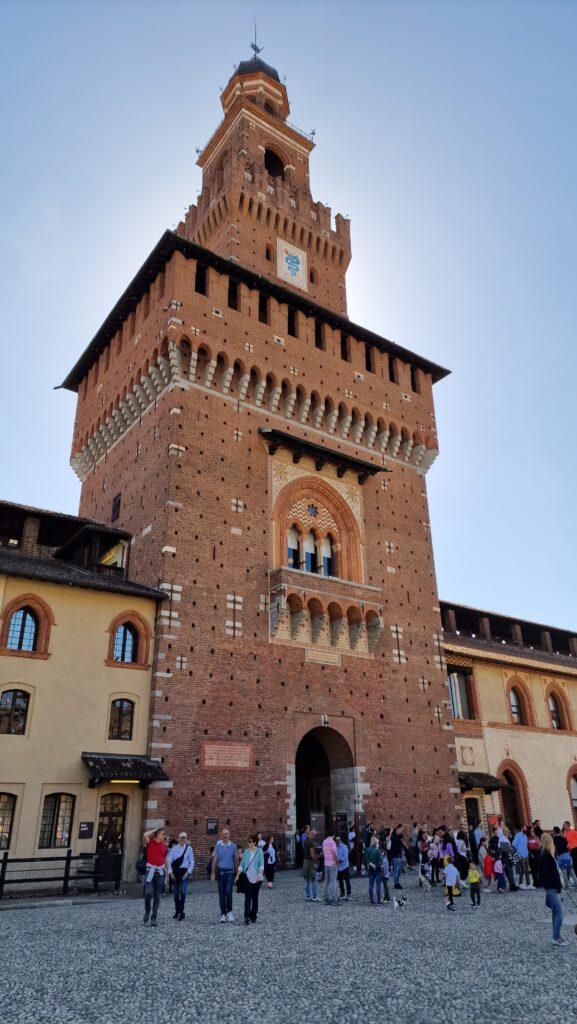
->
xmin=66 ymin=59 xmax=459 ymax=854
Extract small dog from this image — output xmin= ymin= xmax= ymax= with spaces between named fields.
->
xmin=393 ymin=895 xmax=408 ymax=910
xmin=419 ymin=875 xmax=432 ymax=893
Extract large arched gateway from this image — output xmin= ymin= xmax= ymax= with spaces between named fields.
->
xmin=295 ymin=727 xmax=357 ymax=834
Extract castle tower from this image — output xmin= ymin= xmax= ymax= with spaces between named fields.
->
xmin=182 ymin=58 xmax=351 ymax=314
xmin=63 ymin=55 xmax=459 ymax=852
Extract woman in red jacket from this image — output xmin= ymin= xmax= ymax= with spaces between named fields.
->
xmin=143 ymin=828 xmax=168 ymax=927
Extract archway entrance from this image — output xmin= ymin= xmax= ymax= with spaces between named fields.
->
xmin=499 ymin=768 xmax=528 ymax=831
xmin=295 ymin=727 xmax=356 ymax=836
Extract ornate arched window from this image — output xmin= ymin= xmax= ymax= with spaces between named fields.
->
xmin=0 ymin=689 xmax=30 ymax=735
xmin=509 ymin=687 xmax=524 ymax=725
xmin=287 ymin=525 xmax=300 ymax=569
xmin=113 ymin=624 xmax=139 ymax=664
xmin=321 ymin=535 xmax=335 ymax=577
xmin=108 ymin=699 xmax=135 ymax=740
xmin=6 ymin=608 xmax=38 ymax=652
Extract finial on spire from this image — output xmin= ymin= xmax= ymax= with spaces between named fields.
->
xmin=250 ymin=20 xmax=263 ymax=58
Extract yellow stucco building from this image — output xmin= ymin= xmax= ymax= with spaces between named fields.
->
xmin=0 ymin=502 xmax=166 ymax=885
xmin=441 ymin=600 xmax=577 ymax=833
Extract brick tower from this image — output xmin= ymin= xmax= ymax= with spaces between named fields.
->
xmin=63 ymin=55 xmax=459 ymax=854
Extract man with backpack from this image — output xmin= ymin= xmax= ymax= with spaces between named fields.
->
xmin=167 ymin=831 xmax=195 ymax=921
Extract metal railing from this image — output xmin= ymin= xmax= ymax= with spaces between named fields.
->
xmin=0 ymin=850 xmax=123 ymax=900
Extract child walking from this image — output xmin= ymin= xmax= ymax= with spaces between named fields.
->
xmin=444 ymin=857 xmax=459 ymax=911
xmin=494 ymin=854 xmax=507 ymax=892
xmin=468 ymin=862 xmax=481 ymax=908
xmin=482 ymin=849 xmax=494 ymax=891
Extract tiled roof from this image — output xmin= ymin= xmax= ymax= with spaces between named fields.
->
xmin=0 ymin=548 xmax=164 ymax=601
xmin=82 ymin=753 xmax=168 ymax=784
xmin=445 ymin=633 xmax=577 ymax=674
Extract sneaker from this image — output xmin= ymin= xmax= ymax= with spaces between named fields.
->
xmin=143 ymin=912 xmax=150 ymax=925
xmin=244 ymin=919 xmax=250 ymax=926
xmin=346 ymin=895 xmax=352 ymax=901
xmin=178 ymin=913 xmax=185 ymax=921
xmin=394 ymin=883 xmax=403 ymax=890
xmin=151 ymin=918 xmax=157 ymax=927
xmin=311 ymin=896 xmax=319 ymax=902
xmin=305 ymin=896 xmax=312 ymax=902
xmin=552 ymin=938 xmax=567 ymax=946
xmin=173 ymin=912 xmax=179 ymax=919
xmin=227 ymin=912 xmax=235 ymax=923
xmin=220 ymin=914 xmax=227 ymax=923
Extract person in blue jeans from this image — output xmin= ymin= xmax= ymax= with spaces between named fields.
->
xmin=389 ymin=824 xmax=407 ymax=889
xmin=167 ymin=831 xmax=195 ymax=921
xmin=540 ymin=833 xmax=565 ymax=946
xmin=211 ymin=827 xmax=239 ymax=923
xmin=365 ymin=835 xmax=383 ymax=904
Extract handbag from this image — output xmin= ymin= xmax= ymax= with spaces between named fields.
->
xmin=136 ymin=850 xmax=147 ymax=876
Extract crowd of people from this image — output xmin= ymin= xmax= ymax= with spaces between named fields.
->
xmin=138 ymin=816 xmax=577 ymax=946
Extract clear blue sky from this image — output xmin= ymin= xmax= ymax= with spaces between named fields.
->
xmin=1 ymin=1 xmax=575 ymax=628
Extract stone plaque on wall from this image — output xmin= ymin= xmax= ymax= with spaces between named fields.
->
xmin=202 ymin=741 xmax=252 ymax=770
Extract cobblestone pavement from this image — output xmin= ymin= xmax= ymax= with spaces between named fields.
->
xmin=2 ymin=872 xmax=576 ymax=1024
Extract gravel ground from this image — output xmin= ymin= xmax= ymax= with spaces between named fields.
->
xmin=2 ymin=872 xmax=576 ymax=1024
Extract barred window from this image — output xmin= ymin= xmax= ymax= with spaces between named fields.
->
xmin=6 ymin=607 xmax=38 ymax=652
xmin=39 ymin=793 xmax=75 ymax=849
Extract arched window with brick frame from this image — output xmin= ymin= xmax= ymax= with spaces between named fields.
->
xmin=546 ymin=684 xmax=572 ymax=731
xmin=106 ymin=611 xmax=151 ymax=669
xmin=0 ymin=594 xmax=54 ymax=659
xmin=505 ymin=676 xmax=534 ymax=727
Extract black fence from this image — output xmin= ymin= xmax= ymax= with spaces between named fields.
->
xmin=0 ymin=850 xmax=123 ymax=900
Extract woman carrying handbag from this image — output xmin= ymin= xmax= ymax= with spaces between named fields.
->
xmin=237 ymin=835 xmax=265 ymax=925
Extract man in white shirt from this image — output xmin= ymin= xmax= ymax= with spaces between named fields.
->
xmin=167 ymin=831 xmax=195 ymax=921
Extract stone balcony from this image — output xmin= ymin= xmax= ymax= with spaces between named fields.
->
xmin=268 ymin=567 xmax=384 ymax=661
